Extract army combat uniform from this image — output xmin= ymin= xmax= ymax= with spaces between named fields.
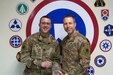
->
xmin=16 ymin=32 xmax=60 ymax=75
xmin=61 ymin=31 xmax=90 ymax=75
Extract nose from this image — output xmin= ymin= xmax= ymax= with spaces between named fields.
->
xmin=66 ymin=23 xmax=70 ymax=28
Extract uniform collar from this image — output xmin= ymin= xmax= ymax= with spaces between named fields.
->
xmin=62 ymin=30 xmax=79 ymax=45
xmin=40 ymin=31 xmax=49 ymax=38
xmin=38 ymin=32 xmax=51 ymax=44
xmin=68 ymin=30 xmax=78 ymax=38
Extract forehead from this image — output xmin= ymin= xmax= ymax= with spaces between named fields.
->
xmin=64 ymin=17 xmax=74 ymax=22
xmin=41 ymin=17 xmax=51 ymax=22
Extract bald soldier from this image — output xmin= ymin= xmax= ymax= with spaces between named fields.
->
xmin=16 ymin=15 xmax=60 ymax=75
xmin=61 ymin=15 xmax=90 ymax=75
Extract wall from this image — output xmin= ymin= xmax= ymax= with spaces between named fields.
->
xmin=0 ymin=0 xmax=113 ymax=75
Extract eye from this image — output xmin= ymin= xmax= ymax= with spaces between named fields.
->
xmin=64 ymin=23 xmax=67 ymax=25
xmin=47 ymin=22 xmax=51 ymax=25
xmin=41 ymin=22 xmax=51 ymax=25
xmin=69 ymin=22 xmax=73 ymax=24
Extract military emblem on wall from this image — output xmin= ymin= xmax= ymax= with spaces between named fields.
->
xmin=94 ymin=0 xmax=105 ymax=7
xmin=87 ymin=66 xmax=95 ymax=75
xmin=9 ymin=35 xmax=22 ymax=48
xmin=101 ymin=9 xmax=109 ymax=21
xmin=94 ymin=55 xmax=106 ymax=67
xmin=9 ymin=19 xmax=22 ymax=32
xmin=104 ymin=24 xmax=113 ymax=36
xmin=100 ymin=39 xmax=112 ymax=52
xmin=16 ymin=3 xmax=29 ymax=15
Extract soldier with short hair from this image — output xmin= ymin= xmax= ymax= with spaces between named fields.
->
xmin=16 ymin=15 xmax=60 ymax=75
xmin=61 ymin=15 xmax=90 ymax=75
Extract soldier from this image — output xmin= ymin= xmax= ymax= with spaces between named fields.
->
xmin=16 ymin=15 xmax=60 ymax=75
xmin=61 ymin=15 xmax=90 ymax=75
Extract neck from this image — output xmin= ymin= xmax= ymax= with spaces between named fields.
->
xmin=40 ymin=31 xmax=49 ymax=38
xmin=68 ymin=30 xmax=77 ymax=37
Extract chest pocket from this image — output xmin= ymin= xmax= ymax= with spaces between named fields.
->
xmin=63 ymin=42 xmax=79 ymax=61
xmin=31 ymin=42 xmax=55 ymax=61
xmin=31 ymin=44 xmax=42 ymax=60
xmin=63 ymin=41 xmax=77 ymax=51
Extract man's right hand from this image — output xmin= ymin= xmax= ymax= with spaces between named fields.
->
xmin=41 ymin=61 xmax=52 ymax=68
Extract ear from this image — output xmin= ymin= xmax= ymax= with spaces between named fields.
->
xmin=50 ymin=24 xmax=52 ymax=28
xmin=74 ymin=22 xmax=76 ymax=28
xmin=39 ymin=23 xmax=41 ymax=27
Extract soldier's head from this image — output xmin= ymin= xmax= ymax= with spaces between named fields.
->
xmin=39 ymin=15 xmax=52 ymax=34
xmin=63 ymin=15 xmax=76 ymax=35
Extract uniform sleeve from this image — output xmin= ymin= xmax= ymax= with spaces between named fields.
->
xmin=16 ymin=38 xmax=34 ymax=68
xmin=78 ymin=39 xmax=90 ymax=74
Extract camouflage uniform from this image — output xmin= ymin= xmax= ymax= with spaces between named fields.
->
xmin=61 ymin=31 xmax=90 ymax=75
xmin=16 ymin=32 xmax=60 ymax=75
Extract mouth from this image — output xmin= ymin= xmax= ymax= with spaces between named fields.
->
xmin=42 ymin=27 xmax=50 ymax=31
xmin=66 ymin=27 xmax=72 ymax=31
xmin=44 ymin=27 xmax=49 ymax=30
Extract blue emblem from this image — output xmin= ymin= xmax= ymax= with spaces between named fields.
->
xmin=9 ymin=19 xmax=22 ymax=32
xmin=87 ymin=66 xmax=94 ymax=75
xmin=104 ymin=24 xmax=113 ymax=36
xmin=94 ymin=55 xmax=106 ymax=67
xmin=100 ymin=39 xmax=112 ymax=52
xmin=9 ymin=35 xmax=22 ymax=48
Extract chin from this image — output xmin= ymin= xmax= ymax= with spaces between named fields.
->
xmin=67 ymin=31 xmax=71 ymax=34
xmin=43 ymin=31 xmax=49 ymax=34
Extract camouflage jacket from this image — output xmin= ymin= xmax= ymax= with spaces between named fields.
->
xmin=16 ymin=32 xmax=60 ymax=75
xmin=61 ymin=31 xmax=90 ymax=75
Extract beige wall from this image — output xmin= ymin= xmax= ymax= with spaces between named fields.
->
xmin=0 ymin=0 xmax=113 ymax=75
